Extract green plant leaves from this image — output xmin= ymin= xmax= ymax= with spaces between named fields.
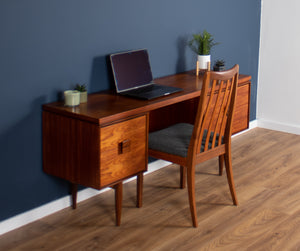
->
xmin=188 ymin=30 xmax=219 ymax=55
xmin=74 ymin=84 xmax=87 ymax=92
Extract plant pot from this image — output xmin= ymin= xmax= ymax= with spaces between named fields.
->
xmin=213 ymin=65 xmax=226 ymax=71
xmin=197 ymin=55 xmax=211 ymax=70
xmin=64 ymin=90 xmax=80 ymax=107
xmin=79 ymin=91 xmax=87 ymax=103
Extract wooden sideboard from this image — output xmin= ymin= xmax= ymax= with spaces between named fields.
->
xmin=42 ymin=70 xmax=251 ymax=225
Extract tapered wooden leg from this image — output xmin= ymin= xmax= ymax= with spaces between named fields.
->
xmin=219 ymin=155 xmax=224 ymax=176
xmin=70 ymin=183 xmax=77 ymax=209
xmin=187 ymin=165 xmax=198 ymax=227
xmin=136 ymin=172 xmax=143 ymax=208
xmin=224 ymin=151 xmax=238 ymax=205
xmin=114 ymin=182 xmax=123 ymax=226
xmin=180 ymin=165 xmax=186 ymax=189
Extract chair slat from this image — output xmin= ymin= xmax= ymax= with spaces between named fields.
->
xmin=211 ymin=79 xmax=227 ymax=148
xmin=217 ymin=79 xmax=232 ymax=144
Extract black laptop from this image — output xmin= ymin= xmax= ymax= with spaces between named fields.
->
xmin=110 ymin=49 xmax=182 ymax=100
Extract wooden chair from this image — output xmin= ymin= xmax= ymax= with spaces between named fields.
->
xmin=148 ymin=65 xmax=239 ymax=227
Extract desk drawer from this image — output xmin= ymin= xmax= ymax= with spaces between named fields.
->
xmin=232 ymin=83 xmax=250 ymax=134
xmin=100 ymin=115 xmax=147 ymax=187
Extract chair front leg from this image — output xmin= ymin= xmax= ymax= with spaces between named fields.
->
xmin=187 ymin=164 xmax=198 ymax=227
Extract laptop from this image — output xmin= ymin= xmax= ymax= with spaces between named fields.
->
xmin=110 ymin=49 xmax=182 ymax=100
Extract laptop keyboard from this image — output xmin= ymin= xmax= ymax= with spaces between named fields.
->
xmin=121 ymin=84 xmax=182 ymax=100
xmin=127 ymin=85 xmax=160 ymax=95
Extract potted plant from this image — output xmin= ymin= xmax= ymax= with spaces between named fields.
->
xmin=213 ymin=59 xmax=225 ymax=71
xmin=74 ymin=83 xmax=87 ymax=103
xmin=188 ymin=30 xmax=219 ymax=70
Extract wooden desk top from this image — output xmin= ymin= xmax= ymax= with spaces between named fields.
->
xmin=43 ymin=71 xmax=251 ymax=126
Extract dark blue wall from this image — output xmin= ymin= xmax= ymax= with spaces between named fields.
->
xmin=0 ymin=0 xmax=261 ymax=221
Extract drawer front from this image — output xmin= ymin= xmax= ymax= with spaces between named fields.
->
xmin=232 ymin=83 xmax=250 ymax=134
xmin=100 ymin=115 xmax=147 ymax=187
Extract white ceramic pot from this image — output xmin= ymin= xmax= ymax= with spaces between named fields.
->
xmin=197 ymin=55 xmax=211 ymax=70
xmin=64 ymin=90 xmax=80 ymax=106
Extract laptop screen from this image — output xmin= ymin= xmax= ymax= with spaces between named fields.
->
xmin=110 ymin=49 xmax=153 ymax=92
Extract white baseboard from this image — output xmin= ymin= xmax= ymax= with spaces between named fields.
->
xmin=232 ymin=120 xmax=258 ymax=137
xmin=257 ymin=118 xmax=300 ymax=135
xmin=0 ymin=159 xmax=171 ymax=236
xmin=249 ymin=119 xmax=258 ymax=130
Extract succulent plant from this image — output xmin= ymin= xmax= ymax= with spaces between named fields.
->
xmin=74 ymin=84 xmax=87 ymax=92
xmin=215 ymin=60 xmax=225 ymax=67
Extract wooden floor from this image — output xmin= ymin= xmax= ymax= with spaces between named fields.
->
xmin=1 ymin=128 xmax=300 ymax=250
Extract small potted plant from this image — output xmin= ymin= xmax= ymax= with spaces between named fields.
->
xmin=74 ymin=83 xmax=87 ymax=103
xmin=188 ymin=30 xmax=219 ymax=70
xmin=213 ymin=59 xmax=226 ymax=71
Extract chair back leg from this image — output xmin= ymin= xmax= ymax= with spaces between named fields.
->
xmin=224 ymin=151 xmax=238 ymax=205
xmin=180 ymin=165 xmax=187 ymax=189
xmin=219 ymin=155 xmax=224 ymax=176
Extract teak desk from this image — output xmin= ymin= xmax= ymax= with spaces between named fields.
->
xmin=42 ymin=71 xmax=251 ymax=225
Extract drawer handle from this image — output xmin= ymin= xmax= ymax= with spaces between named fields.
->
xmin=119 ymin=139 xmax=131 ymax=154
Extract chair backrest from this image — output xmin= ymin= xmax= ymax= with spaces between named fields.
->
xmin=188 ymin=65 xmax=239 ymax=158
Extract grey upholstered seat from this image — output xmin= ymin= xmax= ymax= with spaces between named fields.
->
xmin=149 ymin=123 xmax=223 ymax=157
xmin=149 ymin=123 xmax=193 ymax=157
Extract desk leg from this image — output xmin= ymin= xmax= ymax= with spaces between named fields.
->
xmin=136 ymin=172 xmax=143 ymax=208
xmin=113 ymin=182 xmax=123 ymax=226
xmin=70 ymin=183 xmax=78 ymax=209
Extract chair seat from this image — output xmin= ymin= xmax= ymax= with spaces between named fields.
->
xmin=149 ymin=123 xmax=224 ymax=157
xmin=149 ymin=123 xmax=193 ymax=157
